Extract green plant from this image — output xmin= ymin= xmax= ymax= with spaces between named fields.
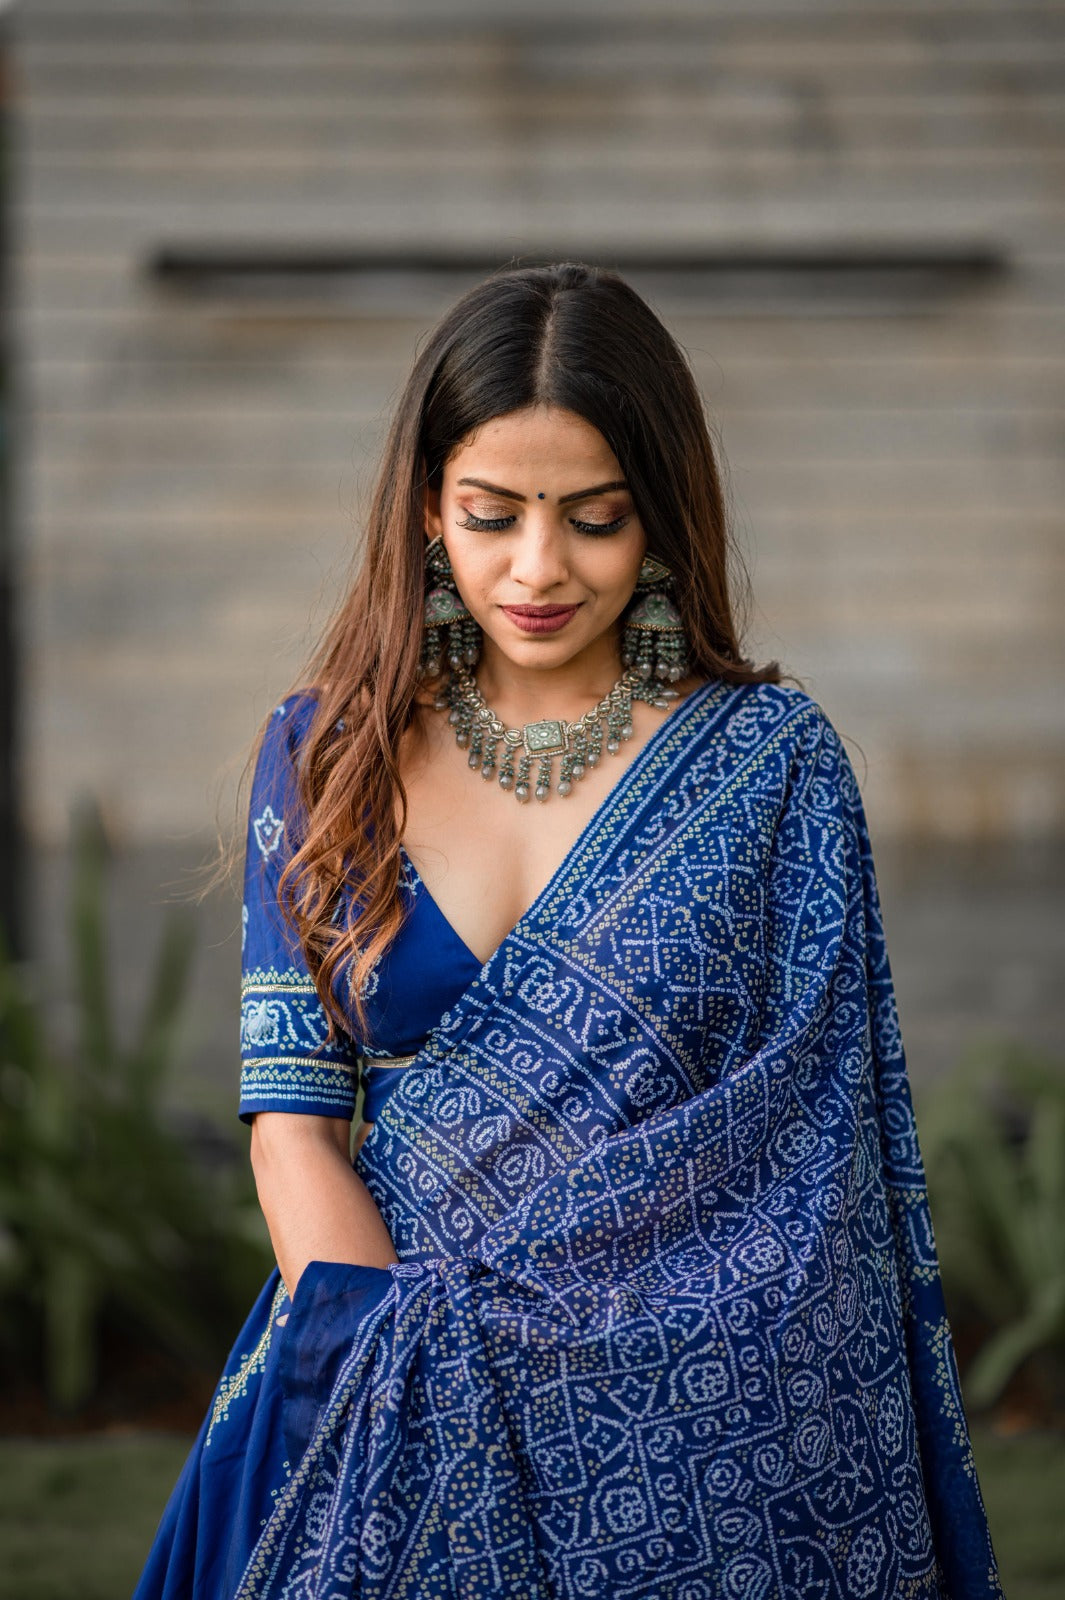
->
xmin=0 ymin=801 xmax=271 ymax=1412
xmin=918 ymin=1039 xmax=1065 ymax=1409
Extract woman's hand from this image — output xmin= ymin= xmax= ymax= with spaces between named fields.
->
xmin=249 ymin=1111 xmax=399 ymax=1299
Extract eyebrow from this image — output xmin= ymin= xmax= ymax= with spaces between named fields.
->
xmin=456 ymin=477 xmax=629 ymax=504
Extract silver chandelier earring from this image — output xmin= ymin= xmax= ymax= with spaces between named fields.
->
xmin=621 ymin=555 xmax=690 ymax=685
xmin=420 ymin=536 xmax=482 ymax=676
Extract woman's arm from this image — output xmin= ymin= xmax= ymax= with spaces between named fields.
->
xmin=249 ymin=1111 xmax=399 ymax=1299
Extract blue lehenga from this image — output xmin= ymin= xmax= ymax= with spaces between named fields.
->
xmin=135 ymin=681 xmax=1002 ymax=1600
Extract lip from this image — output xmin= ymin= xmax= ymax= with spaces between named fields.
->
xmin=501 ymin=603 xmax=582 ymax=635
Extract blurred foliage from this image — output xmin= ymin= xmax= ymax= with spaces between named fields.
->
xmin=0 ymin=801 xmax=271 ymax=1413
xmin=919 ymin=1039 xmax=1065 ymax=1410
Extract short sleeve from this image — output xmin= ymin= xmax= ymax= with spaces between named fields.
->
xmin=238 ymin=693 xmax=360 ymax=1125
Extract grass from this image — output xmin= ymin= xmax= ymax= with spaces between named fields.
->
xmin=0 ymin=1424 xmax=1061 ymax=1597
xmin=970 ymin=1425 xmax=1065 ymax=1600
xmin=0 ymin=1433 xmax=190 ymax=1600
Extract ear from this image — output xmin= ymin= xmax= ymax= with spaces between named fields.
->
xmin=423 ymin=481 xmax=443 ymax=540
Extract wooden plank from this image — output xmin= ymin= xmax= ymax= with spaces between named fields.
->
xmin=19 ymin=313 xmax=1065 ymax=370
xmin=20 ymin=90 xmax=1065 ymax=131
xmin=19 ymin=105 xmax=1065 ymax=161
xmin=22 ymin=148 xmax=1065 ymax=187
xmin=16 ymin=62 xmax=1065 ymax=116
xmin=16 ymin=0 xmax=1065 ymax=21
xmin=16 ymin=9 xmax=1065 ymax=66
xmin=15 ymin=193 xmax=1054 ymax=245
xmin=23 ymin=405 xmax=1065 ymax=466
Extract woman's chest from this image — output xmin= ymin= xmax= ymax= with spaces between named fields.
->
xmin=400 ymin=763 xmax=611 ymax=967
xmin=398 ymin=700 xmax=677 ymax=966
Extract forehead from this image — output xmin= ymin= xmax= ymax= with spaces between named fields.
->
xmin=447 ymin=406 xmax=619 ymax=482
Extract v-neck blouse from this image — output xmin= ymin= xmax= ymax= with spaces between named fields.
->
xmin=238 ymin=678 xmax=715 ymax=1130
xmin=238 ymin=693 xmax=482 ymax=1128
xmin=355 ymin=850 xmax=483 ymax=1119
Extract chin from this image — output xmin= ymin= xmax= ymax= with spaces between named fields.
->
xmin=496 ymin=634 xmax=599 ymax=667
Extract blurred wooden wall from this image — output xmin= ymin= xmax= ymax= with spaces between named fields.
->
xmin=12 ymin=0 xmax=1065 ymax=847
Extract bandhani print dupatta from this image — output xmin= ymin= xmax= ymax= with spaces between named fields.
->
xmin=236 ymin=680 xmax=1001 ymax=1600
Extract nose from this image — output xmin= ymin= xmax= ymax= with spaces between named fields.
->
xmin=509 ymin=518 xmax=570 ymax=594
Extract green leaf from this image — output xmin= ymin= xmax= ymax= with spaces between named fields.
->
xmin=126 ymin=909 xmax=197 ymax=1097
xmin=965 ymin=1278 xmax=1065 ymax=1408
xmin=920 ymin=1038 xmax=1065 ymax=1406
xmin=42 ymin=1247 xmax=101 ymax=1412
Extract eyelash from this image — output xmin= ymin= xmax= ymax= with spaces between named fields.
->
xmin=457 ymin=513 xmax=629 ymax=537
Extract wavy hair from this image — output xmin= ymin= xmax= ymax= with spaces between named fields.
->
xmin=268 ymin=261 xmax=781 ymax=1041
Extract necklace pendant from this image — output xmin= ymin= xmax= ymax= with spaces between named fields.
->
xmin=444 ymin=663 xmax=649 ymax=809
xmin=522 ymin=718 xmax=569 ymax=758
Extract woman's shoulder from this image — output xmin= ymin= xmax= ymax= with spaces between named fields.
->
xmin=695 ymin=674 xmax=833 ymax=741
xmin=257 ymin=684 xmax=327 ymax=761
xmin=688 ymin=676 xmax=852 ymax=797
xmin=249 ymin=687 xmax=326 ymax=810
xmin=267 ymin=684 xmax=322 ymax=734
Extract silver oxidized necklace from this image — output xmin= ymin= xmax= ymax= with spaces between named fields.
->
xmin=438 ymin=664 xmax=677 ymax=804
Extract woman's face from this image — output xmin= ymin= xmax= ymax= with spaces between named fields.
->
xmin=424 ymin=405 xmax=646 ymax=682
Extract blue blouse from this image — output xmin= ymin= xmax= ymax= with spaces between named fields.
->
xmin=238 ymin=693 xmax=482 ymax=1126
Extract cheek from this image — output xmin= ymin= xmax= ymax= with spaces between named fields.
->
xmin=448 ymin=541 xmax=502 ymax=600
xmin=590 ymin=537 xmax=645 ymax=595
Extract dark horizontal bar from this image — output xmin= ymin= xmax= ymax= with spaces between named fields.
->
xmin=148 ymin=243 xmax=1008 ymax=287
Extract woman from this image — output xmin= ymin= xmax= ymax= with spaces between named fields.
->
xmin=135 ymin=262 xmax=1001 ymax=1599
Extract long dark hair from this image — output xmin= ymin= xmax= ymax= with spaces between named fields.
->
xmin=274 ymin=261 xmax=780 ymax=1039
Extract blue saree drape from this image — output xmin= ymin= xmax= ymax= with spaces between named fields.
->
xmin=136 ymin=679 xmax=1001 ymax=1600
